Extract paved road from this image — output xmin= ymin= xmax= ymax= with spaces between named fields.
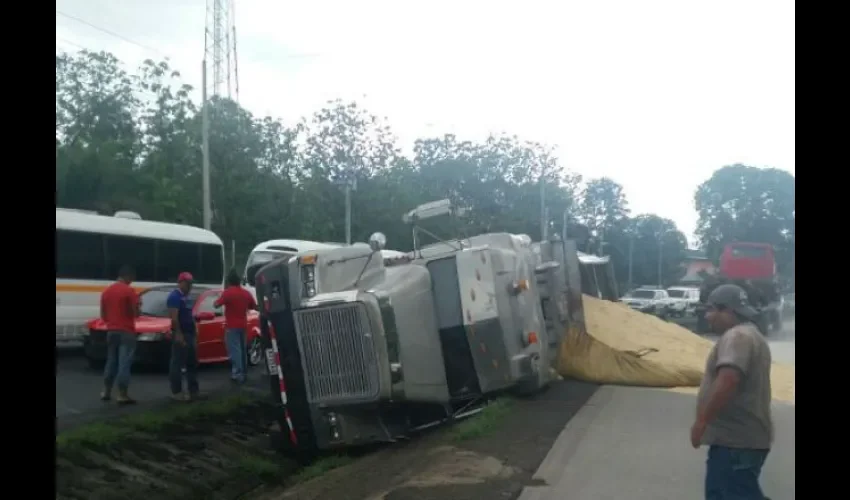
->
xmin=519 ymin=385 xmax=795 ymax=500
xmin=56 ymin=348 xmax=267 ymax=431
xmin=56 ymin=316 xmax=795 ymax=431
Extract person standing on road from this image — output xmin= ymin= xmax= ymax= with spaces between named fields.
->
xmin=167 ymin=272 xmax=201 ymax=402
xmin=214 ymin=269 xmax=257 ymax=384
xmin=691 ymin=283 xmax=773 ymax=500
xmin=99 ymin=265 xmax=139 ymax=405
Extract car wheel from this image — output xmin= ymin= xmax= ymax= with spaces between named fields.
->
xmin=248 ymin=337 xmax=264 ymax=367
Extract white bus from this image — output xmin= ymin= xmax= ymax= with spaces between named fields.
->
xmin=242 ymin=240 xmax=341 ymax=291
xmin=56 ymin=208 xmax=225 ymax=345
xmin=242 ymin=239 xmax=408 ymax=293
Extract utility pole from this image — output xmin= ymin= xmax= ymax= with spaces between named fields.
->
xmin=334 ymin=170 xmax=356 ymax=245
xmin=562 ymin=208 xmax=569 ymax=243
xmin=657 ymin=231 xmax=664 ymax=288
xmin=201 ymin=60 xmax=212 ymax=230
xmin=540 ymin=175 xmax=547 ymax=240
xmin=344 ymin=182 xmax=352 ymax=245
xmin=629 ymin=234 xmax=635 ymax=291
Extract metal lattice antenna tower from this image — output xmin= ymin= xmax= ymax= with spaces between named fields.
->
xmin=204 ymin=0 xmax=239 ymax=101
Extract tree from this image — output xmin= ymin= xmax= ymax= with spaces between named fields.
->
xmin=578 ymin=177 xmax=630 ymax=254
xmin=620 ymin=215 xmax=688 ymax=289
xmin=694 ymin=164 xmax=795 ymax=277
xmin=57 ymin=47 xmax=667 ymax=279
xmin=56 ymin=51 xmax=142 ymax=213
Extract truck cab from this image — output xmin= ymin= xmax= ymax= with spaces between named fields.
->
xmin=719 ymin=242 xmax=776 ymax=281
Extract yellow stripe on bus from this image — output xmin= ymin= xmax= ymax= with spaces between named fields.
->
xmin=55 ymin=284 xmax=149 ymax=294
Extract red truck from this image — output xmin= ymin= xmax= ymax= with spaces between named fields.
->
xmin=697 ymin=242 xmax=783 ymax=334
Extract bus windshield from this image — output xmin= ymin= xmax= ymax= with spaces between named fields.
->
xmin=246 ymin=250 xmax=294 ymax=270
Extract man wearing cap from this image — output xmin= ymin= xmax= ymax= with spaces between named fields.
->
xmin=214 ymin=269 xmax=257 ymax=385
xmin=167 ymin=272 xmax=201 ymax=401
xmin=691 ymin=283 xmax=773 ymax=500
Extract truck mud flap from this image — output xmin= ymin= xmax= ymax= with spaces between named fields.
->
xmin=255 ymin=262 xmax=318 ymax=456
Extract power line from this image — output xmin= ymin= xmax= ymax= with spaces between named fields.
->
xmin=56 ymin=36 xmax=86 ymax=51
xmin=56 ymin=10 xmax=170 ymax=59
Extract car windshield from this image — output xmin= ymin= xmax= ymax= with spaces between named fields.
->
xmin=628 ymin=290 xmax=656 ymax=299
xmin=139 ymin=289 xmax=201 ymax=317
xmin=666 ymin=290 xmax=686 ymax=298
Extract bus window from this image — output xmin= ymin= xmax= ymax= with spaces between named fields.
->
xmin=105 ymin=235 xmax=156 ymax=282
xmin=56 ymin=230 xmax=106 ymax=280
xmin=199 ymin=244 xmax=225 ymax=284
xmin=156 ymin=240 xmax=201 ymax=282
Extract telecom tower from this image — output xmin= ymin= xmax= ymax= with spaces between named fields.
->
xmin=204 ymin=0 xmax=239 ymax=100
xmin=201 ymin=0 xmax=239 ymax=230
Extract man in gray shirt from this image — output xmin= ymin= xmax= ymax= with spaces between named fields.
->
xmin=691 ymin=283 xmax=773 ymax=500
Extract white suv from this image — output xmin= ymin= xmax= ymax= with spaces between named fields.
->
xmin=620 ymin=288 xmax=671 ymax=318
xmin=665 ymin=287 xmax=700 ymax=317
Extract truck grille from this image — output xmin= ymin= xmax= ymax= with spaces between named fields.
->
xmin=294 ymin=303 xmax=380 ymax=403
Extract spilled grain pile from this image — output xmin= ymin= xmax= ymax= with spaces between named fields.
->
xmin=556 ymin=295 xmax=795 ymax=403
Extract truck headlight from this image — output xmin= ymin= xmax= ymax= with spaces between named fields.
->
xmin=302 ymin=264 xmax=316 ymax=298
xmin=302 ymin=265 xmax=315 ymax=283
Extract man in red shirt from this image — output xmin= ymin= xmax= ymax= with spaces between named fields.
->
xmin=99 ymin=265 xmax=140 ymax=404
xmin=215 ymin=269 xmax=257 ymax=384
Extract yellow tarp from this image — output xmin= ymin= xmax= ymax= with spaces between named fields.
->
xmin=556 ymin=295 xmax=795 ymax=403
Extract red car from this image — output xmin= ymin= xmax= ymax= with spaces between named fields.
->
xmin=84 ymin=285 xmax=263 ymax=369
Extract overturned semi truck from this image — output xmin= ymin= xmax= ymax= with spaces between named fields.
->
xmin=254 ymin=200 xmax=593 ymax=453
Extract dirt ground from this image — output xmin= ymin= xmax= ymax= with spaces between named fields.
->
xmin=248 ymin=380 xmax=599 ymax=500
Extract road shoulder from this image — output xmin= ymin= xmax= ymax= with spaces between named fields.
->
xmin=518 ymin=386 xmax=795 ymax=500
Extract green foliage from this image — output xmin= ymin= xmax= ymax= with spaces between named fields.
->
xmin=55 ymin=49 xmax=585 ymax=264
xmin=450 ymin=397 xmax=514 ymax=442
xmin=63 ymin=49 xmax=794 ymax=290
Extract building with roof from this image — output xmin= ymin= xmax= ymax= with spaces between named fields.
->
xmin=679 ymin=248 xmax=716 ymax=286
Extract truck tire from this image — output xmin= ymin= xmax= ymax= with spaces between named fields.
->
xmin=771 ymin=311 xmax=783 ymax=333
xmin=757 ymin=316 xmax=770 ymax=336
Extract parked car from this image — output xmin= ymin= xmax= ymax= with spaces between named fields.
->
xmin=620 ymin=288 xmax=671 ymax=319
xmin=665 ymin=287 xmax=700 ymax=317
xmin=84 ymin=285 xmax=263 ymax=369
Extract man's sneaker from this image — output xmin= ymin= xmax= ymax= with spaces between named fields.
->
xmin=171 ymin=393 xmax=191 ymax=402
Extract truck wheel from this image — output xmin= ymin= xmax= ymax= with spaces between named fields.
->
xmin=757 ymin=317 xmax=770 ymax=336
xmin=696 ymin=314 xmax=707 ymax=334
xmin=772 ymin=313 xmax=783 ymax=333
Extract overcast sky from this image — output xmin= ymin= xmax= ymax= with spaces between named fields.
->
xmin=56 ymin=0 xmax=795 ymax=245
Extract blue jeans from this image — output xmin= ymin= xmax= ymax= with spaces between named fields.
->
xmin=705 ymin=445 xmax=770 ymax=500
xmin=104 ymin=330 xmax=137 ymax=392
xmin=169 ymin=332 xmax=199 ymax=395
xmin=225 ymin=328 xmax=248 ymax=382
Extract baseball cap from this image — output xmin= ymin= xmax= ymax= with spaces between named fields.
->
xmin=706 ymin=283 xmax=759 ymax=321
xmin=177 ymin=272 xmax=194 ymax=283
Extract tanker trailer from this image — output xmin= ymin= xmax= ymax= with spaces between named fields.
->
xmin=255 ymin=201 xmax=564 ymax=452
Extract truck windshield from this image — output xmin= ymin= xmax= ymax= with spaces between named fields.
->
xmin=629 ymin=290 xmax=656 ymax=299
xmin=666 ymin=290 xmax=686 ymax=298
xmin=730 ymin=246 xmax=767 ymax=258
